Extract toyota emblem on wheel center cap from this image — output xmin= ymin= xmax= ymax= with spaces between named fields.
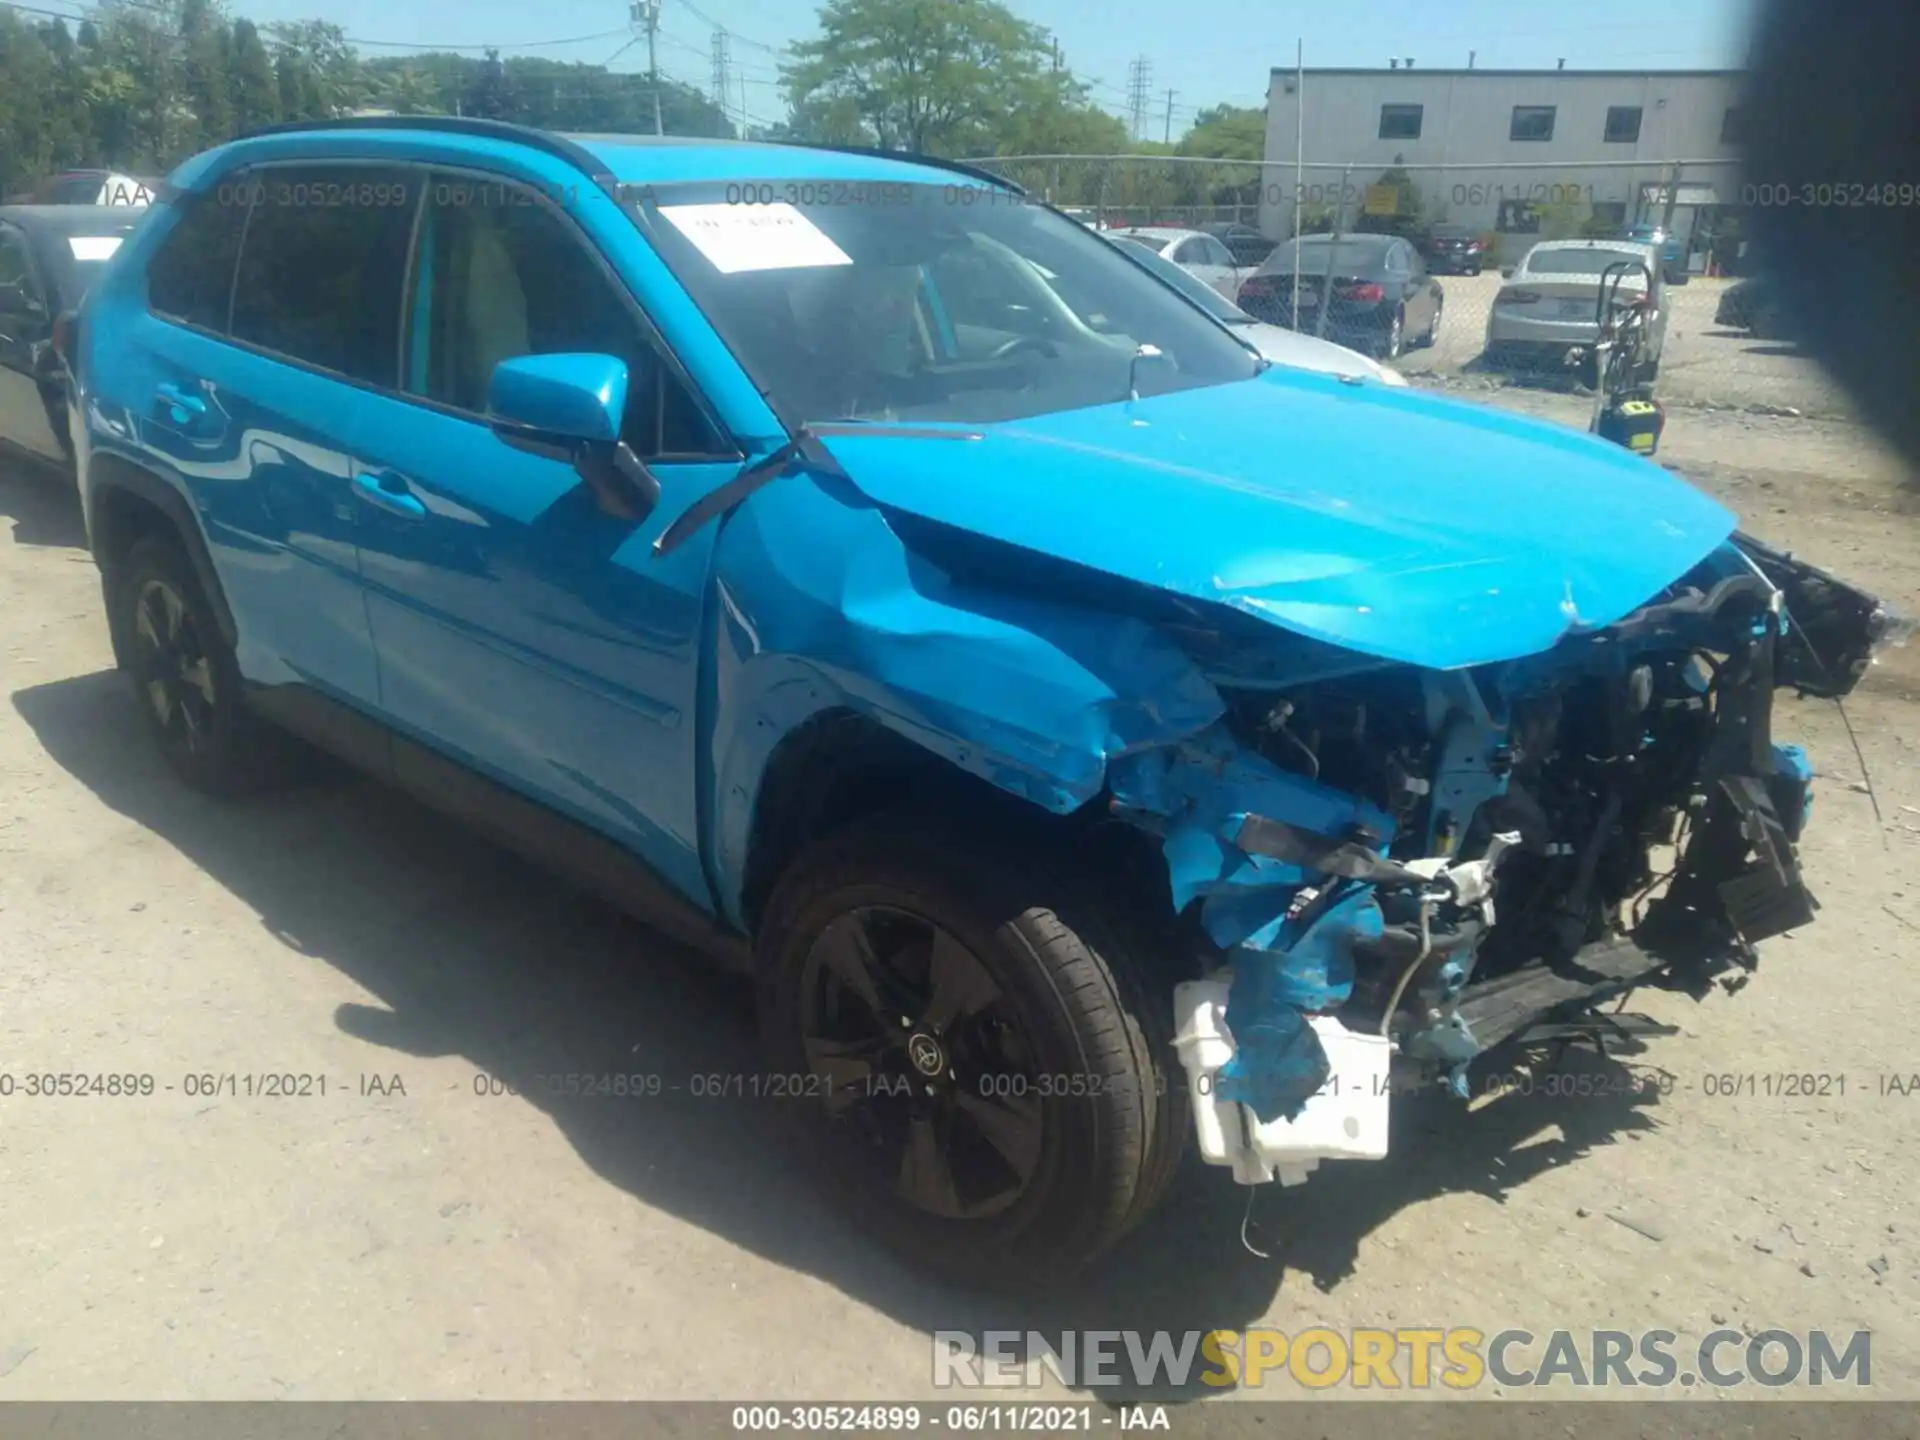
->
xmin=906 ymin=1032 xmax=945 ymax=1078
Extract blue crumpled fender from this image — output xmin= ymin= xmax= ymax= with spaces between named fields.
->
xmin=703 ymin=476 xmax=1225 ymax=927
xmin=707 ymin=477 xmax=1400 ymax=1125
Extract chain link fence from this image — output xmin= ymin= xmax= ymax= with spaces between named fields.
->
xmin=962 ymin=153 xmax=1848 ymax=418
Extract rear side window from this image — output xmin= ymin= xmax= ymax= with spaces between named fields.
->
xmin=148 ymin=190 xmax=250 ymax=331
xmin=230 ymin=164 xmax=419 ymax=386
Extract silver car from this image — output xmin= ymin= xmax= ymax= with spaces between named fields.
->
xmin=1485 ymin=238 xmax=1668 ymax=371
xmin=1106 ymin=235 xmax=1407 ymax=385
xmin=1106 ymin=225 xmax=1244 ymax=302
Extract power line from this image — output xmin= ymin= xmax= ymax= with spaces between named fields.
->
xmin=673 ymin=0 xmax=785 ymax=56
xmin=343 ymin=27 xmax=632 ymax=51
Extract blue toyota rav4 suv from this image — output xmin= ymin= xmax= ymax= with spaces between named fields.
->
xmin=70 ymin=118 xmax=1889 ymax=1282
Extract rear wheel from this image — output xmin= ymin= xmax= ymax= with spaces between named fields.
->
xmin=120 ymin=535 xmax=289 ymax=796
xmin=757 ymin=812 xmax=1185 ymax=1285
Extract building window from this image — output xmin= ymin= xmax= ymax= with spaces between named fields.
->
xmin=1590 ymin=200 xmax=1627 ymax=232
xmin=1497 ymin=199 xmax=1542 ymax=234
xmin=1379 ymin=103 xmax=1423 ymax=140
xmin=1721 ymin=106 xmax=1745 ymax=144
xmin=1604 ymin=105 xmax=1642 ymax=143
xmin=1510 ymin=105 xmax=1556 ymax=142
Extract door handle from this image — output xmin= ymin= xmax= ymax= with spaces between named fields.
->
xmin=352 ymin=469 xmax=427 ymax=520
xmin=154 ymin=381 xmax=206 ymax=423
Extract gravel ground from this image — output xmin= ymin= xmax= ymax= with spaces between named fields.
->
xmin=1 ymin=394 xmax=1916 ymax=1403
xmin=1394 ymin=273 xmax=1853 ymax=418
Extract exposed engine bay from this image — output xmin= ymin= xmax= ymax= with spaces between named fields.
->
xmin=1110 ymin=535 xmax=1901 ymax=1186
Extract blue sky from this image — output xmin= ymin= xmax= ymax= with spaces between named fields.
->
xmin=231 ymin=0 xmax=1758 ymax=135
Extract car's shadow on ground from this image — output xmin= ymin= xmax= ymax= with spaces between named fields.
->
xmin=0 ymin=453 xmax=87 ymax=550
xmin=12 ymin=667 xmax=1663 ymax=1401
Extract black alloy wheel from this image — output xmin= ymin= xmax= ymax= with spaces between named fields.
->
xmin=799 ymin=905 xmax=1042 ymax=1220
xmin=130 ymin=571 xmax=219 ymax=763
xmin=119 ymin=534 xmax=291 ymax=796
xmin=758 ymin=813 xmax=1186 ymax=1283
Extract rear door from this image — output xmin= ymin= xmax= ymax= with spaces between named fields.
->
xmin=351 ymin=170 xmax=740 ymax=904
xmin=0 ymin=222 xmax=64 ymax=462
xmin=135 ymin=164 xmax=416 ymax=707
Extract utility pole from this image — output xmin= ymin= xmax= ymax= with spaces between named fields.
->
xmin=1163 ymin=88 xmax=1175 ymax=144
xmin=1126 ymin=56 xmax=1152 ymax=143
xmin=739 ymin=73 xmax=748 ymax=138
xmin=710 ymin=26 xmax=731 ymax=130
xmin=631 ymin=0 xmax=663 ymax=136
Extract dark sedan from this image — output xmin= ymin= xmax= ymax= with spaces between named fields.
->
xmin=1236 ymin=233 xmax=1444 ymax=360
xmin=1417 ymin=222 xmax=1489 ymax=276
xmin=1715 ymin=275 xmax=1789 ymax=339
xmin=0 ymin=205 xmax=142 ymax=472
xmin=1204 ymin=221 xmax=1280 ymax=269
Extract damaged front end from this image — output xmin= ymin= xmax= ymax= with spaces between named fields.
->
xmin=1105 ymin=538 xmax=1899 ymax=1187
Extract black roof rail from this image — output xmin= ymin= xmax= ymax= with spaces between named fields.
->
xmin=763 ymin=141 xmax=1027 ymax=194
xmin=231 ymin=116 xmax=618 ymax=194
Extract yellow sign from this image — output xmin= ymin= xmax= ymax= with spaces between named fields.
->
xmin=1364 ymin=183 xmax=1400 ymax=216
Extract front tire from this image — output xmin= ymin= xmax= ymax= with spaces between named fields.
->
xmin=120 ymin=535 xmax=287 ymax=797
xmin=757 ymin=812 xmax=1185 ymax=1285
xmin=1377 ymin=308 xmax=1405 ymax=361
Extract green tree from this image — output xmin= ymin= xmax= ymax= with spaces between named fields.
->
xmin=178 ymin=0 xmax=234 ymax=150
xmin=265 ymin=19 xmax=361 ymax=114
xmin=229 ymin=18 xmax=278 ymax=131
xmin=783 ymin=0 xmax=1063 ymax=155
xmin=464 ymin=47 xmax=516 ymax=121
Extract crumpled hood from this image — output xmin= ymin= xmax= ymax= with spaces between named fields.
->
xmin=815 ymin=369 xmax=1736 ymax=670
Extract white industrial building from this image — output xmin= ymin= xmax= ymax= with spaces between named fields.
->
xmin=1258 ymin=67 xmax=1748 ymax=266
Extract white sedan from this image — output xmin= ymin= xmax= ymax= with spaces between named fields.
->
xmin=1106 ymin=225 xmax=1245 ymax=302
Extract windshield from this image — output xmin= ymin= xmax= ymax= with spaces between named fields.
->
xmin=635 ymin=181 xmax=1259 ymax=425
xmin=1260 ymin=236 xmax=1392 ymax=276
xmin=1525 ymin=248 xmax=1651 ymax=276
xmin=1109 ymin=236 xmax=1244 ymax=322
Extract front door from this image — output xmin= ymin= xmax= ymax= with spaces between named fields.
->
xmin=353 ymin=171 xmax=740 ymax=905
xmin=0 ymin=223 xmax=65 ymax=463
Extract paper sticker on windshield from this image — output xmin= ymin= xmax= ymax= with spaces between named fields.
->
xmin=659 ymin=202 xmax=851 ymax=274
xmin=69 ymin=235 xmax=124 ymax=262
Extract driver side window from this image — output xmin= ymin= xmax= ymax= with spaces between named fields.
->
xmin=407 ymin=173 xmax=725 ymax=458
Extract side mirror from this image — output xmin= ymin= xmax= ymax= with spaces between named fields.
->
xmin=487 ymin=353 xmax=660 ymax=523
xmin=1499 ymin=266 xmax=1516 ymax=280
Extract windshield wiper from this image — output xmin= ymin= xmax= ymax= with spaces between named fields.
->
xmin=652 ymin=424 xmax=846 ymax=558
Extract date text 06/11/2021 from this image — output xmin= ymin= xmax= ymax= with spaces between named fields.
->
xmin=729 ymin=1404 xmax=1167 ymax=1432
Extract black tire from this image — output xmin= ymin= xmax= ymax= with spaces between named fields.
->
xmin=757 ymin=811 xmax=1186 ymax=1286
xmin=1377 ymin=307 xmax=1405 ymax=361
xmin=120 ymin=534 xmax=289 ymax=797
